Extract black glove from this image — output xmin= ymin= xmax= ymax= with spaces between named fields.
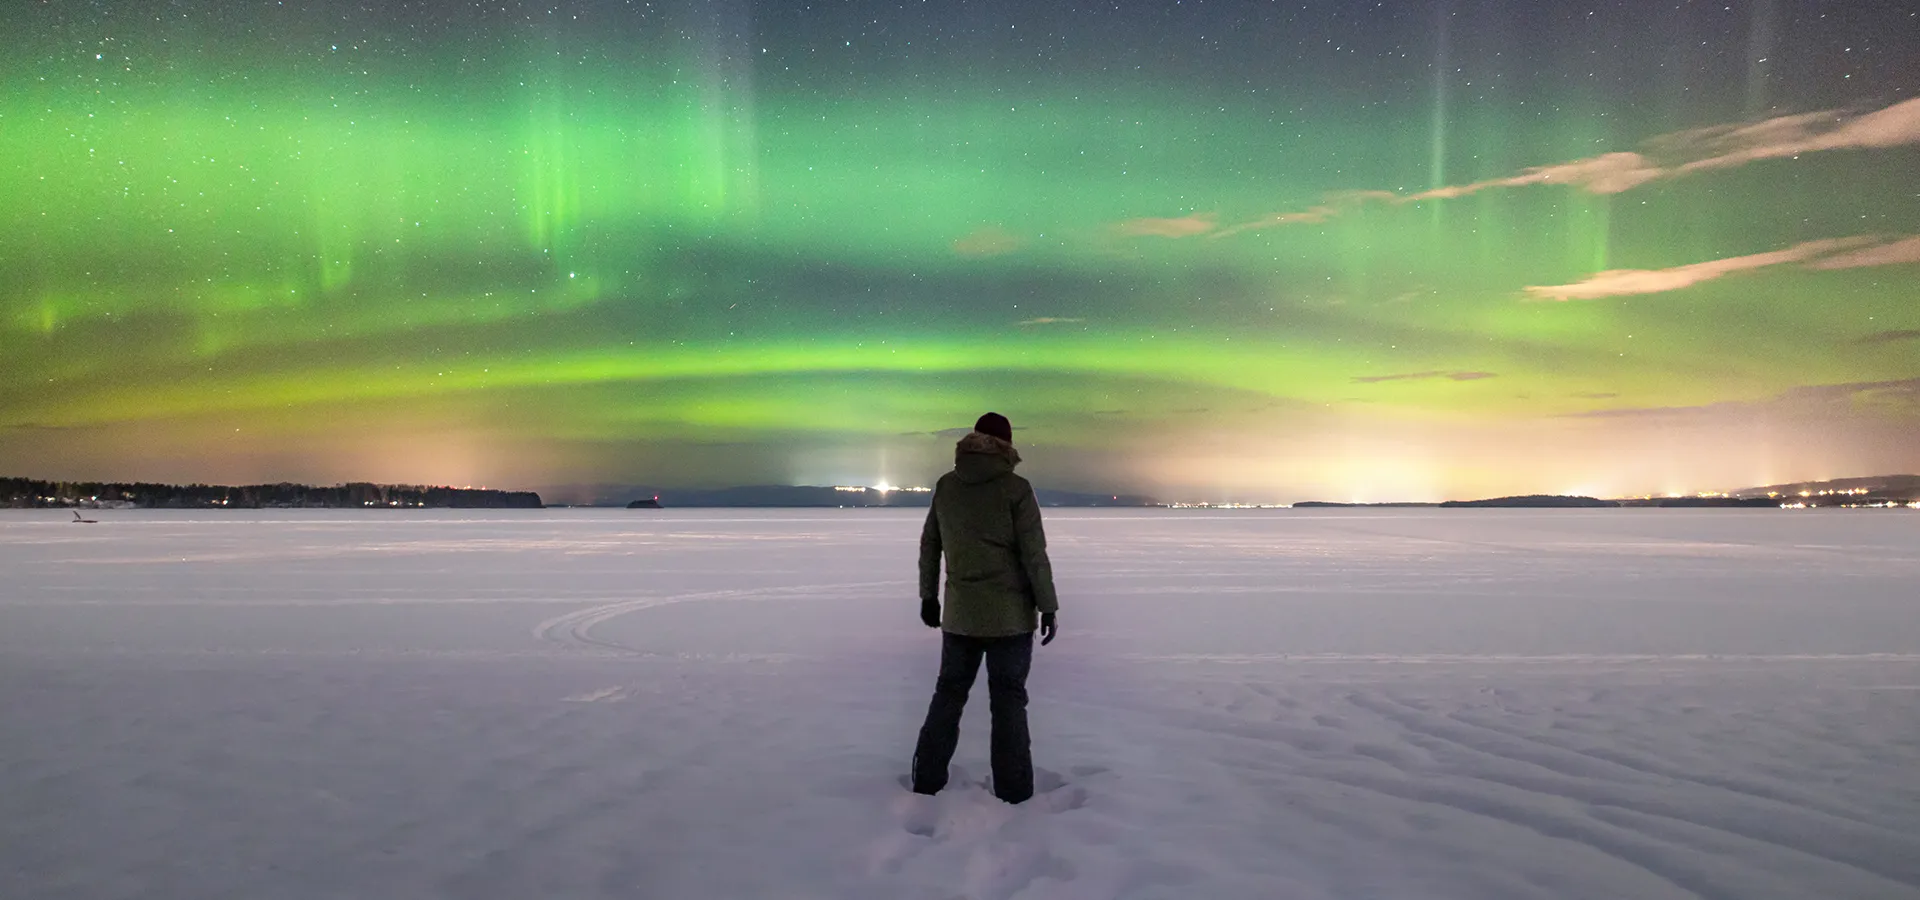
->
xmin=1039 ymin=612 xmax=1056 ymax=646
xmin=920 ymin=598 xmax=941 ymax=629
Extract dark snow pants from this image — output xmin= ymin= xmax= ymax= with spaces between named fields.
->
xmin=911 ymin=630 xmax=1035 ymax=803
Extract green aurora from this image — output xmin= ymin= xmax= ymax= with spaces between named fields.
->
xmin=2 ymin=0 xmax=1917 ymax=501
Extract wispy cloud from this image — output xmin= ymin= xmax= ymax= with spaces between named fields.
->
xmin=1806 ymin=235 xmax=1920 ymax=270
xmin=1018 ymin=317 xmax=1085 ymax=326
xmin=0 ymin=422 xmax=83 ymax=434
xmin=1209 ymin=206 xmax=1338 ymax=239
xmin=1202 ymin=98 xmax=1920 ymax=236
xmin=1523 ymin=237 xmax=1873 ymax=301
xmin=1856 ymin=329 xmax=1920 ymax=346
xmin=1668 ymin=98 xmax=1920 ymax=178
xmin=1352 ymin=370 xmax=1498 ymax=384
xmin=1798 ymin=378 xmax=1920 ymax=404
xmin=1405 ymin=152 xmax=1665 ymax=201
xmin=1113 ymin=214 xmax=1216 ymax=238
xmin=1566 ymin=378 xmax=1920 ymax=420
xmin=1433 ymin=98 xmax=1920 ymax=201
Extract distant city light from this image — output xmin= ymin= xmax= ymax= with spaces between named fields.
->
xmin=829 ymin=483 xmax=931 ymax=494
xmin=1165 ymin=502 xmax=1289 ymax=509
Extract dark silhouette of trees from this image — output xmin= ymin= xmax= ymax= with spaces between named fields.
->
xmin=2 ymin=477 xmax=541 ymax=509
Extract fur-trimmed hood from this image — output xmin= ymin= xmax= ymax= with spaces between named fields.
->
xmin=953 ymin=430 xmax=1020 ymax=483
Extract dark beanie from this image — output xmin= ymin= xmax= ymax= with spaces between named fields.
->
xmin=973 ymin=412 xmax=1013 ymax=443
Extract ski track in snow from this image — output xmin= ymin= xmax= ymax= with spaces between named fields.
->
xmin=531 ymin=580 xmax=908 ymax=657
xmin=3 ymin=508 xmax=1920 ymax=899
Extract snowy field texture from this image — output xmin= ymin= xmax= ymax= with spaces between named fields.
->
xmin=4 ymin=509 xmax=1920 ymax=900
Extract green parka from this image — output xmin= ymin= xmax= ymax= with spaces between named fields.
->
xmin=919 ymin=432 xmax=1059 ymax=637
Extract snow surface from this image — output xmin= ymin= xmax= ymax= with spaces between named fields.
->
xmin=3 ymin=508 xmax=1919 ymax=900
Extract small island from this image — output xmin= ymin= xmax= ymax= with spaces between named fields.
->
xmin=1290 ymin=501 xmax=1439 ymax=509
xmin=1439 ymin=495 xmax=1618 ymax=509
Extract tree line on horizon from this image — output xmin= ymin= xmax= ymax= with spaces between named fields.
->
xmin=1 ymin=478 xmax=543 ymax=510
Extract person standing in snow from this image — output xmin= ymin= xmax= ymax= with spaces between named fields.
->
xmin=910 ymin=412 xmax=1059 ymax=804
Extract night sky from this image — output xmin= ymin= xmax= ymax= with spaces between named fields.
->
xmin=3 ymin=0 xmax=1917 ymax=502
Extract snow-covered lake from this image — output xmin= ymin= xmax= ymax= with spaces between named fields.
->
xmin=4 ymin=508 xmax=1918 ymax=899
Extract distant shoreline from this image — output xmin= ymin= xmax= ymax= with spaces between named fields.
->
xmin=10 ymin=475 xmax=1917 ymax=512
xmin=1293 ymin=495 xmax=1776 ymax=509
xmin=2 ymin=477 xmax=542 ymax=510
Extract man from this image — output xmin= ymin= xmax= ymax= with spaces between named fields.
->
xmin=910 ymin=412 xmax=1059 ymax=804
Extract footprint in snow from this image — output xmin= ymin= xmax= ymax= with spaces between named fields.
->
xmin=892 ymin=790 xmax=940 ymax=837
xmin=894 ymin=765 xmax=1092 ymax=827
xmin=873 ymin=765 xmax=1093 ymax=888
xmin=1034 ymin=768 xmax=1069 ymax=793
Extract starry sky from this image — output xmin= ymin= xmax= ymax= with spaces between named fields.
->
xmin=2 ymin=0 xmax=1917 ymax=502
